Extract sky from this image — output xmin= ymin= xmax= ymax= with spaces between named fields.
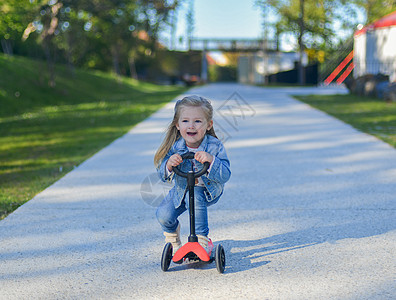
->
xmin=191 ymin=0 xmax=263 ymax=39
xmin=160 ymin=0 xmax=366 ymax=53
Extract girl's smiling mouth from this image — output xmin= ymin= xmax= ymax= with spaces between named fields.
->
xmin=187 ymin=132 xmax=197 ymax=136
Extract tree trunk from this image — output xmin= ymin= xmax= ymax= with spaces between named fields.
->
xmin=66 ymin=33 xmax=76 ymax=77
xmin=43 ymin=39 xmax=56 ymax=87
xmin=111 ymin=44 xmax=121 ymax=76
xmin=128 ymin=56 xmax=138 ymax=80
xmin=298 ymin=0 xmax=305 ymax=86
xmin=1 ymin=39 xmax=13 ymax=55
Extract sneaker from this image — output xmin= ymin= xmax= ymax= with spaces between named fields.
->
xmin=163 ymin=224 xmax=181 ymax=253
xmin=197 ymin=235 xmax=210 ymax=253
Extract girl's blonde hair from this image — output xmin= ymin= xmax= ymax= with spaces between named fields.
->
xmin=154 ymin=95 xmax=218 ymax=167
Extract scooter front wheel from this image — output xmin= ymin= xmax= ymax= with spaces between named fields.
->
xmin=215 ymin=244 xmax=226 ymax=273
xmin=161 ymin=242 xmax=173 ymax=272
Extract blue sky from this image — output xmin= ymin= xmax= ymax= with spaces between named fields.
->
xmin=192 ymin=0 xmax=263 ymax=39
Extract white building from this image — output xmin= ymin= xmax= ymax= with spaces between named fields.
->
xmin=354 ymin=11 xmax=396 ymax=82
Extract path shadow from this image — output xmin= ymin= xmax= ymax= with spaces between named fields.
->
xmin=215 ymin=214 xmax=395 ymax=274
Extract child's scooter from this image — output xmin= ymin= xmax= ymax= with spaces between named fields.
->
xmin=161 ymin=152 xmax=226 ymax=273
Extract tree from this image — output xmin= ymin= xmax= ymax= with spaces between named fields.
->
xmin=0 ymin=0 xmax=38 ymax=55
xmin=345 ymin=0 xmax=396 ymax=24
xmin=185 ymin=0 xmax=194 ymax=50
xmin=76 ymin=0 xmax=139 ymax=75
xmin=3 ymin=0 xmax=182 ymax=81
xmin=257 ymin=0 xmax=339 ymax=50
xmin=75 ymin=0 xmax=180 ymax=75
xmin=135 ymin=1 xmax=180 ymax=48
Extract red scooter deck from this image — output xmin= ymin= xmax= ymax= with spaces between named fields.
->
xmin=172 ymin=239 xmax=214 ymax=262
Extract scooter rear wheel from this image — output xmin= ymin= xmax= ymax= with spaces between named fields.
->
xmin=215 ymin=244 xmax=225 ymax=273
xmin=161 ymin=242 xmax=173 ymax=272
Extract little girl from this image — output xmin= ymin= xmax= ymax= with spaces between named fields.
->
xmin=154 ymin=95 xmax=231 ymax=253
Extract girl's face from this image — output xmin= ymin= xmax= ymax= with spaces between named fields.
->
xmin=176 ymin=106 xmax=213 ymax=148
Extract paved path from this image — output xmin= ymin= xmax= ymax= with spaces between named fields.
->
xmin=1 ymin=84 xmax=395 ymax=299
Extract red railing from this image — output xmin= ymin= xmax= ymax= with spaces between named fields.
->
xmin=324 ymin=51 xmax=354 ymax=85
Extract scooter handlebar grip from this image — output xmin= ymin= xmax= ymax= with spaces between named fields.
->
xmin=181 ymin=152 xmax=195 ymax=160
xmin=173 ymin=152 xmax=210 ymax=178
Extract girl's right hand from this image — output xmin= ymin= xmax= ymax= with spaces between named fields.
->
xmin=166 ymin=154 xmax=182 ymax=172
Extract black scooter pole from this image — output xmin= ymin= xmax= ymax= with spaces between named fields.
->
xmin=187 ymin=170 xmax=198 ymax=242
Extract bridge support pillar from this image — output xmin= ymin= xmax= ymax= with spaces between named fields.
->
xmin=201 ymin=50 xmax=208 ymax=83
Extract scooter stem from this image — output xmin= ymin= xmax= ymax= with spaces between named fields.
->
xmin=187 ymin=170 xmax=198 ymax=243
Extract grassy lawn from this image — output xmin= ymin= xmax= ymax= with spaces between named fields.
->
xmin=0 ymin=54 xmax=187 ymax=219
xmin=294 ymin=93 xmax=396 ymax=148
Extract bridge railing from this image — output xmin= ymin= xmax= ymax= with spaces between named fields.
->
xmin=189 ymin=38 xmax=277 ymax=52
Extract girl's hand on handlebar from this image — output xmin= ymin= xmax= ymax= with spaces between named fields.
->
xmin=166 ymin=154 xmax=182 ymax=172
xmin=195 ymin=151 xmax=213 ymax=164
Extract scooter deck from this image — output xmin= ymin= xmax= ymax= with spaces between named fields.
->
xmin=172 ymin=239 xmax=214 ymax=262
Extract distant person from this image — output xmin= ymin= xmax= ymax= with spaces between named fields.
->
xmin=154 ymin=95 xmax=231 ymax=253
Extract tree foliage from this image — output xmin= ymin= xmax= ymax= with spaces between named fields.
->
xmin=346 ymin=0 xmax=396 ymax=24
xmin=1 ymin=0 xmax=182 ymax=85
xmin=256 ymin=0 xmax=396 ymax=59
xmin=0 ymin=0 xmax=39 ymax=55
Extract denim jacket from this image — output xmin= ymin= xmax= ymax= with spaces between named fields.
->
xmin=157 ymin=134 xmax=231 ymax=208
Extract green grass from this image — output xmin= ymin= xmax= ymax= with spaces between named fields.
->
xmin=294 ymin=93 xmax=396 ymax=148
xmin=0 ymin=54 xmax=187 ymax=219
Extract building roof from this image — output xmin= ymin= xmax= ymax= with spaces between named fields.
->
xmin=354 ymin=10 xmax=396 ymax=36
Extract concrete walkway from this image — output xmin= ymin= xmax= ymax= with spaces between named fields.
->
xmin=1 ymin=84 xmax=395 ymax=299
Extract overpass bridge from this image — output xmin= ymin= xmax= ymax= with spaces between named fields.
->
xmin=189 ymin=37 xmax=276 ymax=52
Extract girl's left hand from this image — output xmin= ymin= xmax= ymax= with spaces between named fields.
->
xmin=195 ymin=151 xmax=213 ymax=164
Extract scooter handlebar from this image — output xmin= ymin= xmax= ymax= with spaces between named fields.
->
xmin=173 ymin=152 xmax=210 ymax=178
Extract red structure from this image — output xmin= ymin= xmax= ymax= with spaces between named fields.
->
xmin=324 ymin=51 xmax=354 ymax=85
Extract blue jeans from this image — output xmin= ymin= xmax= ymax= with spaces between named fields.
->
xmin=156 ymin=186 xmax=212 ymax=236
